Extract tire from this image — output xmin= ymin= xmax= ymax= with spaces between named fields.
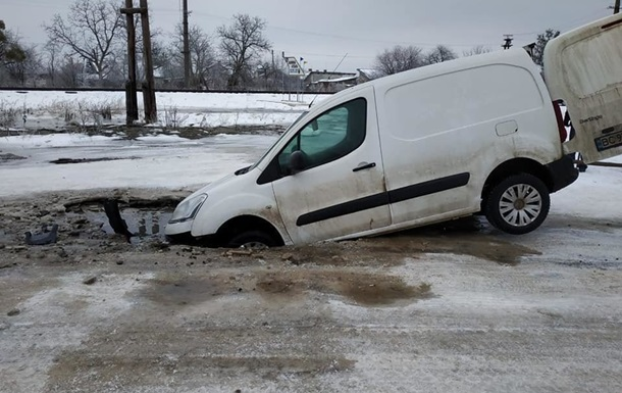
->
xmin=226 ymin=230 xmax=279 ymax=249
xmin=484 ymin=173 xmax=550 ymax=235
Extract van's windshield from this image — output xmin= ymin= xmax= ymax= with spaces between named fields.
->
xmin=249 ymin=111 xmax=308 ymax=170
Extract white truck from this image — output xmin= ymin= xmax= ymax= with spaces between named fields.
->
xmin=166 ymin=14 xmax=622 ymax=248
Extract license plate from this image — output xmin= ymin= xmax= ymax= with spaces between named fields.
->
xmin=595 ymin=130 xmax=622 ymax=152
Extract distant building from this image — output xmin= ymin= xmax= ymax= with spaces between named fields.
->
xmin=357 ymin=68 xmax=383 ymax=84
xmin=303 ymin=68 xmax=385 ymax=93
xmin=304 ymin=70 xmax=358 ymax=93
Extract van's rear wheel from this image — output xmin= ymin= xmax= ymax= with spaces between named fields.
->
xmin=226 ymin=230 xmax=279 ymax=249
xmin=485 ymin=174 xmax=550 ymax=235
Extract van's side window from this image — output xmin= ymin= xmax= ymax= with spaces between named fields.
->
xmin=277 ymin=98 xmax=367 ymax=174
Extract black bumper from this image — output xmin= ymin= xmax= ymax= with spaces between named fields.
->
xmin=546 ymin=155 xmax=579 ymax=193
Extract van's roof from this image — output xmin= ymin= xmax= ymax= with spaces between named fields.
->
xmin=314 ymin=48 xmax=536 ymax=109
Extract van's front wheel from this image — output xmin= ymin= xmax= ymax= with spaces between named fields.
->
xmin=226 ymin=230 xmax=279 ymax=249
xmin=485 ymin=174 xmax=550 ymax=235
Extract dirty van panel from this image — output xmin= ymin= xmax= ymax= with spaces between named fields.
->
xmin=544 ymin=13 xmax=622 ymax=164
xmin=271 ymin=87 xmax=391 ymax=244
xmin=377 ymin=59 xmax=551 ymax=226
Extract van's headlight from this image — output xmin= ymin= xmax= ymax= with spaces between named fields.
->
xmin=169 ymin=194 xmax=207 ymax=224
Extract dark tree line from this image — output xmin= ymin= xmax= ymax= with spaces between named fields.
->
xmin=0 ymin=0 xmax=281 ymax=90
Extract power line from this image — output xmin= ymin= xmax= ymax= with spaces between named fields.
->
xmin=149 ymin=7 xmax=498 ymax=48
xmin=283 ymin=51 xmax=376 ymax=59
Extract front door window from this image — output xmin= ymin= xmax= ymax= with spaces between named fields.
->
xmin=277 ymin=98 xmax=367 ymax=174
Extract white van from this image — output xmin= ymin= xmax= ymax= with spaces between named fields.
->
xmin=166 ymin=14 xmax=622 ymax=248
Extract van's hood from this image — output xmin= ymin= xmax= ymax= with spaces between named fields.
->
xmin=185 ymin=171 xmax=239 ymax=200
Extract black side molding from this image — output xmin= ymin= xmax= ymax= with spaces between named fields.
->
xmin=297 ymin=193 xmax=390 ymax=227
xmin=388 ymin=173 xmax=470 ymax=204
xmin=296 ymin=172 xmax=470 ymax=227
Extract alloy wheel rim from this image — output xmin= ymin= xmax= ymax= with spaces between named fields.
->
xmin=499 ymin=184 xmax=542 ymax=227
xmin=241 ymin=241 xmax=268 ymax=250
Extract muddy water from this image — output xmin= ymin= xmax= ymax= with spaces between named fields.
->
xmin=143 ymin=277 xmax=238 ymax=306
xmin=141 ymin=271 xmax=433 ymax=307
xmin=363 ymin=217 xmax=541 ymax=265
xmin=67 ymin=208 xmax=173 ymax=240
xmin=256 ymin=271 xmax=433 ymax=306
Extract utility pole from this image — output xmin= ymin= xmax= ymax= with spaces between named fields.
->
xmin=140 ymin=0 xmax=157 ymax=123
xmin=502 ymin=34 xmax=514 ymax=50
xmin=615 ymin=0 xmax=621 ymax=14
xmin=182 ymin=0 xmax=192 ymax=88
xmin=121 ymin=0 xmax=157 ymax=124
xmin=122 ymin=0 xmax=138 ymax=125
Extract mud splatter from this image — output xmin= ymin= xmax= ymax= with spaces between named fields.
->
xmin=46 ymin=352 xmax=354 ymax=390
xmin=141 ymin=276 xmax=237 ymax=306
xmin=358 ymin=217 xmax=541 ymax=265
xmin=141 ymin=270 xmax=432 ymax=307
xmin=256 ymin=271 xmax=433 ymax=306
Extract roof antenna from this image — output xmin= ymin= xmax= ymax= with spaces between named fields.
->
xmin=309 ymin=53 xmax=349 ymax=108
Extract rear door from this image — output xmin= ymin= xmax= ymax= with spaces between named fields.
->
xmin=544 ymin=13 xmax=622 ymax=163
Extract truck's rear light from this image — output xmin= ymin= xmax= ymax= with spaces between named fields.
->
xmin=552 ymin=100 xmax=568 ymax=142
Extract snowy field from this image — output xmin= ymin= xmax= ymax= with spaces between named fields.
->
xmin=0 ymin=90 xmax=329 ymax=132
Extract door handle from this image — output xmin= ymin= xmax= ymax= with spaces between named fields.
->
xmin=353 ymin=162 xmax=376 ymax=172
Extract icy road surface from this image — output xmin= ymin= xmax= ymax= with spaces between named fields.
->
xmin=1 ymin=132 xmax=622 ymax=392
xmin=0 ymin=133 xmax=278 ymax=196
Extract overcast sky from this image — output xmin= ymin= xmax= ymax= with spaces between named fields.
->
xmin=2 ymin=0 xmax=615 ymax=72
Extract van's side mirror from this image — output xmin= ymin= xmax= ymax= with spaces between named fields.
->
xmin=289 ymin=150 xmax=306 ymax=173
xmin=311 ymin=119 xmax=319 ymax=131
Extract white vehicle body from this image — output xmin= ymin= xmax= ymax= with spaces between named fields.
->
xmin=544 ymin=13 xmax=622 ymax=164
xmin=166 ymin=14 xmax=622 ymax=247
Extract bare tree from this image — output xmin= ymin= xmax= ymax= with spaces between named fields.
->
xmin=44 ymin=0 xmax=123 ymax=83
xmin=57 ymin=57 xmax=83 ymax=88
xmin=532 ymin=29 xmax=560 ymax=67
xmin=41 ymin=41 xmax=62 ymax=87
xmin=218 ymin=14 xmax=272 ymax=89
xmin=463 ymin=45 xmax=492 ymax=57
xmin=375 ymin=45 xmax=426 ymax=76
xmin=168 ymin=24 xmax=216 ymax=88
xmin=426 ymin=45 xmax=457 ymax=64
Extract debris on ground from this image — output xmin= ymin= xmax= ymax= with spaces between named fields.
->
xmin=225 ymin=250 xmax=254 ymax=257
xmin=25 ymin=224 xmax=59 ymax=246
xmin=0 ymin=152 xmax=27 ymax=162
xmin=103 ymin=199 xmax=133 ymax=242
xmin=83 ymin=276 xmax=97 ymax=285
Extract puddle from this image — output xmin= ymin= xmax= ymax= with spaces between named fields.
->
xmin=359 ymin=217 xmax=541 ymax=265
xmin=67 ymin=208 xmax=172 ymax=241
xmin=141 ymin=271 xmax=433 ymax=307
xmin=142 ymin=277 xmax=237 ymax=306
xmin=256 ymin=271 xmax=433 ymax=306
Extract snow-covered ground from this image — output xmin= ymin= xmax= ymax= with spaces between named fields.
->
xmin=0 ymin=133 xmax=277 ymax=196
xmin=0 ymin=90 xmax=328 ymax=131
